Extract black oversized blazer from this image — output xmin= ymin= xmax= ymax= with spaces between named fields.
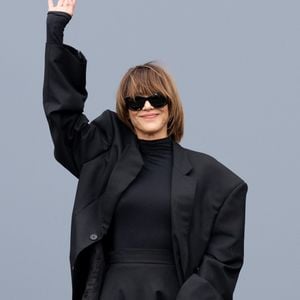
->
xmin=43 ymin=43 xmax=248 ymax=300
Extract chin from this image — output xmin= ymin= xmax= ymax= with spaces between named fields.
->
xmin=135 ymin=124 xmax=166 ymax=138
xmin=141 ymin=125 xmax=163 ymax=134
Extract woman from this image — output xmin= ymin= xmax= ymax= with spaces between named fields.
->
xmin=43 ymin=1 xmax=248 ymax=300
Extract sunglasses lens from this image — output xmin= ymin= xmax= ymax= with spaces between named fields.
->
xmin=125 ymin=94 xmax=168 ymax=111
xmin=148 ymin=95 xmax=168 ymax=108
xmin=125 ymin=97 xmax=145 ymax=111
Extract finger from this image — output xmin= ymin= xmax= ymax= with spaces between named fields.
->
xmin=57 ymin=0 xmax=65 ymax=6
xmin=66 ymin=0 xmax=76 ymax=6
xmin=48 ymin=0 xmax=54 ymax=9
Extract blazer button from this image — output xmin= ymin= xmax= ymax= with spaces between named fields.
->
xmin=89 ymin=233 xmax=98 ymax=241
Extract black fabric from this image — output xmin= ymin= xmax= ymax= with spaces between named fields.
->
xmin=104 ymin=136 xmax=173 ymax=251
xmin=99 ymin=248 xmax=180 ymax=300
xmin=47 ymin=11 xmax=72 ymax=44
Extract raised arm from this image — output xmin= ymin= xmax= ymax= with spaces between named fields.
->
xmin=43 ymin=0 xmax=113 ymax=178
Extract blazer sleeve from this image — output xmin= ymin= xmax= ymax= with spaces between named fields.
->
xmin=176 ymin=181 xmax=248 ymax=300
xmin=43 ymin=43 xmax=113 ymax=178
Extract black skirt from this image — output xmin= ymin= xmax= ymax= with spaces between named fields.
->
xmin=99 ymin=248 xmax=180 ymax=300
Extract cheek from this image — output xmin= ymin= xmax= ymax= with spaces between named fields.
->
xmin=128 ymin=111 xmax=138 ymax=126
xmin=162 ymin=108 xmax=169 ymax=122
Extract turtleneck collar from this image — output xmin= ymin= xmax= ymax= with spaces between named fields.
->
xmin=138 ymin=135 xmax=172 ymax=144
xmin=137 ymin=136 xmax=173 ymax=156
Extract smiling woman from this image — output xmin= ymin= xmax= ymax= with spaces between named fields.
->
xmin=116 ymin=62 xmax=184 ymax=142
xmin=43 ymin=1 xmax=248 ymax=300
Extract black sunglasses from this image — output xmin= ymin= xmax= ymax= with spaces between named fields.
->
xmin=124 ymin=93 xmax=168 ymax=111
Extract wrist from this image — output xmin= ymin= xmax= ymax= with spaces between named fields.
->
xmin=46 ymin=11 xmax=72 ymax=44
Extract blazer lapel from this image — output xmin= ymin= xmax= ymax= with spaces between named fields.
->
xmin=100 ymin=142 xmax=144 ymax=227
xmin=70 ymin=141 xmax=144 ymax=269
xmin=171 ymin=142 xmax=198 ymax=282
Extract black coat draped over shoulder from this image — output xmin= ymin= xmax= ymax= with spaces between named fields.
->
xmin=43 ymin=43 xmax=248 ymax=300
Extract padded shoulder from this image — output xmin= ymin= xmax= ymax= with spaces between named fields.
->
xmin=184 ymin=147 xmax=247 ymax=194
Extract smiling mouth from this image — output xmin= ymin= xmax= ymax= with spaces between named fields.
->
xmin=140 ymin=114 xmax=158 ymax=119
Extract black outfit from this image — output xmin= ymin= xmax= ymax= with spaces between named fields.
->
xmin=44 ymin=12 xmax=248 ymax=300
xmin=100 ymin=136 xmax=180 ymax=299
xmin=47 ymin=13 xmax=180 ymax=299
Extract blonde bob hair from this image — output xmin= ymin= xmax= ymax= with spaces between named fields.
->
xmin=116 ymin=61 xmax=184 ymax=143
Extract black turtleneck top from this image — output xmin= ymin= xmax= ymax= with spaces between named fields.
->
xmin=105 ymin=136 xmax=174 ymax=251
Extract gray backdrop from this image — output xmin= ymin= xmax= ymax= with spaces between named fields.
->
xmin=0 ymin=0 xmax=299 ymax=299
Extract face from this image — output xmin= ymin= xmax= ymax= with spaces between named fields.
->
xmin=128 ymin=96 xmax=169 ymax=140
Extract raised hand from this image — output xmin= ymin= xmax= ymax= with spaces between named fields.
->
xmin=48 ymin=0 xmax=76 ymax=16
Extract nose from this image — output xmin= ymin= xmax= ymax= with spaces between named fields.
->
xmin=142 ymin=100 xmax=153 ymax=110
